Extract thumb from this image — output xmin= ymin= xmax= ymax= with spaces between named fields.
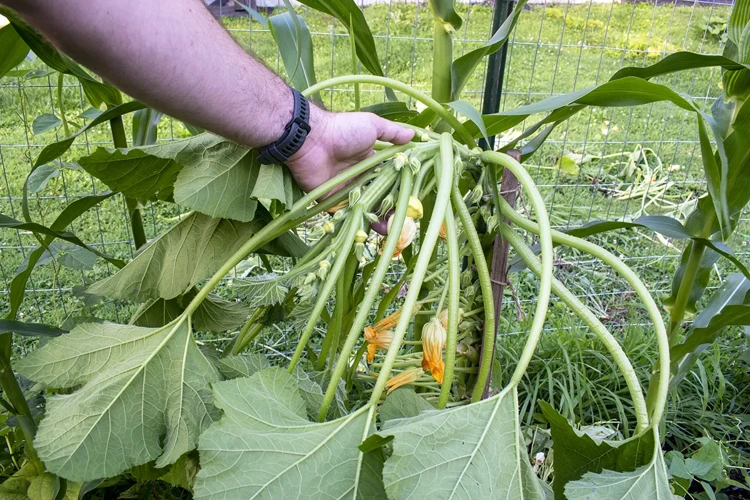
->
xmin=371 ymin=115 xmax=415 ymax=145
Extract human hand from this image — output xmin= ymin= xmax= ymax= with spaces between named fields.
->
xmin=286 ymin=106 xmax=415 ymax=194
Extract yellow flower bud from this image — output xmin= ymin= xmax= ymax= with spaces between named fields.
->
xmin=355 ymin=230 xmax=369 ymax=243
xmin=386 ymin=216 xmax=417 ymax=258
xmin=323 ymin=221 xmax=335 ymax=233
xmin=364 ymin=327 xmax=394 ymax=363
xmin=421 ymin=318 xmax=447 ymax=383
xmin=406 ymin=196 xmax=424 ymax=220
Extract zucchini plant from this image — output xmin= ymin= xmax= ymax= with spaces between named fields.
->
xmin=0 ymin=0 xmax=748 ymax=498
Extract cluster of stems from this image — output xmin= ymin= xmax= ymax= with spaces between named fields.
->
xmin=173 ymin=75 xmax=673 ymax=437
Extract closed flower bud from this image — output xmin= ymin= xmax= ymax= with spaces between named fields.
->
xmin=406 ymin=197 xmax=424 ymax=220
xmin=438 ymin=221 xmax=447 ymax=240
xmin=469 ymin=184 xmax=484 ymax=205
xmin=486 ymin=214 xmax=498 ymax=234
xmin=437 ymin=308 xmax=464 ymax=329
xmin=304 ymin=272 xmax=317 ymax=285
xmin=456 ymin=342 xmax=479 ymax=363
xmin=379 ymin=193 xmax=395 ymax=216
xmin=386 ymin=216 xmax=417 ymax=258
xmin=393 ymin=152 xmax=409 ymax=170
xmin=365 ymin=212 xmax=380 ymax=223
xmin=349 ymin=187 xmax=362 ymax=206
xmin=420 ymin=132 xmax=430 ymax=142
xmin=332 ymin=210 xmax=346 ymax=221
xmin=317 ymin=260 xmax=330 ymax=280
xmin=409 ymin=157 xmax=421 ymax=175
xmin=355 ymin=230 xmax=369 ymax=243
xmin=421 ymin=318 xmax=447 ymax=383
xmin=385 ymin=367 xmax=424 ymax=395
xmin=325 ymin=199 xmax=349 ymax=214
xmin=461 ymin=269 xmax=474 ymax=288
xmin=323 ymin=221 xmax=335 ymax=234
xmin=364 ymin=327 xmax=394 ymax=363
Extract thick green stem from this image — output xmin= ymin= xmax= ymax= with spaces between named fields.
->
xmin=318 ymin=167 xmax=414 ymax=421
xmin=110 ymin=115 xmax=147 ymax=249
xmin=667 ymin=240 xmax=706 ymax=343
xmin=501 ymin=223 xmax=649 ymax=433
xmin=438 ymin=204 xmax=460 ymax=408
xmin=431 ymin=20 xmax=453 ymax=105
xmin=367 ymin=133 xmax=454 ymax=406
xmin=303 ymin=76 xmax=476 ymax=147
xmin=453 ymin=191 xmax=497 ymax=403
xmin=493 ymin=189 xmax=670 ymax=428
xmin=317 ymin=267 xmax=347 ymax=371
xmin=480 ymin=152 xmax=554 ymax=395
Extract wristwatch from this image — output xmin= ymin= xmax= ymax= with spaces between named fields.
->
xmin=257 ymin=88 xmax=311 ymax=165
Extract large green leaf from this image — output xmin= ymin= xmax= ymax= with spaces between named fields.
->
xmin=540 ymin=402 xmax=654 ymax=499
xmin=215 ymin=353 xmax=269 ymax=379
xmin=382 ymin=389 xmax=546 ymax=499
xmin=77 ymin=134 xmax=224 ymax=201
xmin=728 ymin=0 xmax=750 ymax=47
xmin=362 ymin=102 xmax=418 ymax=122
xmin=172 ymin=141 xmax=296 ymax=222
xmin=87 ymin=212 xmax=266 ymax=302
xmin=378 ymin=388 xmax=433 ymax=423
xmin=16 ymin=318 xmax=220 ymax=480
xmin=0 ymin=24 xmax=29 ymax=79
xmin=671 ymin=273 xmax=750 ymax=366
xmin=295 ymin=0 xmax=385 ymax=81
xmin=34 ymin=101 xmax=146 ymax=167
xmin=235 ymin=274 xmax=289 ymax=308
xmin=269 ymin=12 xmax=320 ymax=103
xmin=130 ymin=292 xmax=247 ymax=333
xmin=195 ymin=368 xmax=375 ymax=499
xmin=450 ymin=0 xmax=527 ymax=99
xmin=565 ymin=445 xmax=679 ymax=499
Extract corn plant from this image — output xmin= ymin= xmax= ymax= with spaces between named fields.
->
xmin=0 ymin=0 xmax=749 ymax=498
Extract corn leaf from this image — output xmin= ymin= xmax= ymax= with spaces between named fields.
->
xmin=132 ymin=108 xmax=163 ymax=147
xmin=382 ymin=389 xmax=546 ymax=499
xmin=429 ymin=0 xmax=463 ymax=30
xmin=195 ymin=368 xmax=376 ymax=500
xmin=0 ymin=24 xmax=29 ymax=79
xmin=671 ymin=273 xmax=750 ymax=368
xmin=34 ymin=101 xmax=146 ymax=168
xmin=16 ymin=319 xmax=220 ymax=481
xmin=1 ymin=9 xmax=121 ymax=107
xmin=0 ymin=320 xmax=67 ymax=338
xmin=450 ymin=0 xmax=527 ymax=100
xmin=269 ymin=12 xmax=321 ymax=104
xmin=295 ymin=0 xmax=388 ymax=87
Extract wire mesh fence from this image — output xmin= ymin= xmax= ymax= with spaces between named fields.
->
xmin=0 ymin=0 xmax=745 ymax=344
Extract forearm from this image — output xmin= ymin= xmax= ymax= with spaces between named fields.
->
xmin=6 ymin=0 xmax=295 ymax=147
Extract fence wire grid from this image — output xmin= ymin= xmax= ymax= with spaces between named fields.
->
xmin=0 ymin=0 xmax=747 ymax=351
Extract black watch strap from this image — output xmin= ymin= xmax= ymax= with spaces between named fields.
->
xmin=257 ymin=88 xmax=311 ymax=165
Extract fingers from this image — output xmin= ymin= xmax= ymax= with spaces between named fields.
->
xmin=371 ymin=115 xmax=415 ymax=145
